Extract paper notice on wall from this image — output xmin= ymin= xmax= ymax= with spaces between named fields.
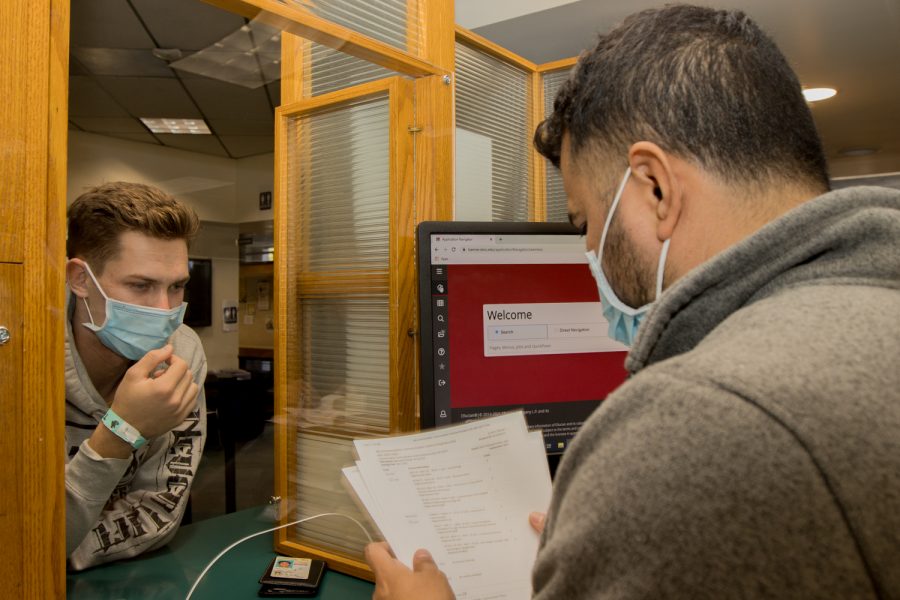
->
xmin=257 ymin=281 xmax=270 ymax=310
xmin=222 ymin=299 xmax=238 ymax=332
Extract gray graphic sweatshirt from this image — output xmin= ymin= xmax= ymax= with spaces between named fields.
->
xmin=64 ymin=300 xmax=207 ymax=571
xmin=533 ymin=186 xmax=900 ymax=598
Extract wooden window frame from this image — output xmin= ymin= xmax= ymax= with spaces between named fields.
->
xmin=272 ymin=77 xmax=416 ymax=579
xmin=535 ymin=57 xmax=578 ymax=222
xmin=202 ymin=0 xmax=449 ymax=78
xmin=454 ymin=26 xmax=547 ymax=221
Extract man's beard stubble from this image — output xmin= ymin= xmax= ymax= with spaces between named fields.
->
xmin=601 ymin=215 xmax=656 ymax=308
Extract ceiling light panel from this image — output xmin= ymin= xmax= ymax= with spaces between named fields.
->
xmin=140 ymin=118 xmax=211 ymax=134
xmin=803 ymin=87 xmax=837 ymax=102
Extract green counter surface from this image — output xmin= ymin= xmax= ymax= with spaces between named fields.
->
xmin=67 ymin=506 xmax=375 ymax=599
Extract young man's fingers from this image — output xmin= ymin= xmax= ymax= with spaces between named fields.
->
xmin=171 ymin=368 xmax=195 ymax=404
xmin=132 ymin=344 xmax=174 ymax=377
xmin=152 ymin=354 xmax=188 ymax=387
xmin=175 ymin=386 xmax=199 ymax=421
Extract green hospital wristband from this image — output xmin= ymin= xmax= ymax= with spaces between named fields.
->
xmin=101 ymin=408 xmax=147 ymax=449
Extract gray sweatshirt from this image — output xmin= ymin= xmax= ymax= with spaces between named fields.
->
xmin=533 ymin=186 xmax=900 ymax=598
xmin=64 ymin=300 xmax=207 ymax=571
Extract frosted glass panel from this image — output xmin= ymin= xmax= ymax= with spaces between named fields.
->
xmin=280 ymin=85 xmax=396 ymax=568
xmin=298 ymin=297 xmax=390 ymax=436
xmin=455 ymin=42 xmax=530 ymax=221
xmin=283 ymin=0 xmax=421 ymax=54
xmin=290 ymin=433 xmax=376 ymax=561
xmin=310 ymin=43 xmax=398 ymax=97
xmin=286 ymin=297 xmax=389 ymax=562
xmin=543 ymin=68 xmax=572 ymax=223
xmin=285 ymin=95 xmax=390 ymax=270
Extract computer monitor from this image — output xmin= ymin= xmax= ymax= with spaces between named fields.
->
xmin=417 ymin=221 xmax=629 ymax=465
xmin=183 ymin=258 xmax=212 ymax=328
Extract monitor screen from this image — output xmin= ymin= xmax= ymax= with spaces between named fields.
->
xmin=183 ymin=258 xmax=212 ymax=328
xmin=417 ymin=221 xmax=629 ymax=459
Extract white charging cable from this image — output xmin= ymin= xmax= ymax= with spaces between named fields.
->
xmin=184 ymin=512 xmax=374 ymax=600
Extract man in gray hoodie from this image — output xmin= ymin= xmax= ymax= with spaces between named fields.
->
xmin=366 ymin=5 xmax=900 ymax=598
xmin=65 ymin=182 xmax=207 ymax=570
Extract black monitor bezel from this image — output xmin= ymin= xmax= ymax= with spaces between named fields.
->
xmin=183 ymin=257 xmax=213 ymax=328
xmin=416 ymin=220 xmax=583 ymax=432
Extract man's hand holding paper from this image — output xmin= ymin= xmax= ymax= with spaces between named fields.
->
xmin=348 ymin=412 xmax=552 ymax=600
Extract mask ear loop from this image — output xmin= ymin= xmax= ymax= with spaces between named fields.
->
xmin=79 ymin=262 xmax=110 ymax=328
xmin=596 ymin=167 xmax=632 ymax=270
xmin=655 ymin=238 xmax=671 ymax=300
xmin=82 ymin=297 xmax=99 ymax=327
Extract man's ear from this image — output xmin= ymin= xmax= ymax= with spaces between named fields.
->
xmin=66 ymin=259 xmax=91 ymax=298
xmin=627 ymin=141 xmax=682 ymax=242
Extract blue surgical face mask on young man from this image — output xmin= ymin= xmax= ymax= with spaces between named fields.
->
xmin=585 ymin=167 xmax=670 ymax=347
xmin=80 ymin=263 xmax=186 ymax=360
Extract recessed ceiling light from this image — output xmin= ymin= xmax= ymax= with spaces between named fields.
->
xmin=151 ymin=48 xmax=183 ymax=62
xmin=140 ymin=118 xmax=211 ymax=135
xmin=838 ymin=147 xmax=878 ymax=157
xmin=803 ymin=87 xmax=837 ymax=102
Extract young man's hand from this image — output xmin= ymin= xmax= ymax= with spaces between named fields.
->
xmin=365 ymin=543 xmax=455 ymax=600
xmin=111 ymin=344 xmax=198 ymax=439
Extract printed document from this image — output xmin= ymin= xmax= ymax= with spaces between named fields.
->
xmin=343 ymin=411 xmax=552 ymax=600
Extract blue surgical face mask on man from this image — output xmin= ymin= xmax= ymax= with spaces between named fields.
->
xmin=80 ymin=262 xmax=187 ymax=360
xmin=585 ymin=167 xmax=670 ymax=347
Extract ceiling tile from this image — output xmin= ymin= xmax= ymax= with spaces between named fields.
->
xmin=65 ymin=0 xmax=900 ymax=180
xmin=96 ymin=77 xmax=202 ymax=119
xmin=181 ymin=77 xmax=273 ymax=120
xmin=71 ymin=48 xmax=175 ymax=77
xmin=207 ymin=118 xmax=273 ymax=136
xmin=69 ymin=76 xmax=130 ymax=118
xmin=171 ymin=49 xmax=278 ymax=89
xmin=102 ymin=132 xmax=162 ymax=145
xmin=155 ymin=134 xmax=230 ymax=157
xmin=70 ymin=116 xmax=148 ymax=134
xmin=219 ymin=135 xmax=275 ymax=158
xmin=131 ymin=0 xmax=247 ymax=51
xmin=70 ymin=0 xmax=155 ymax=49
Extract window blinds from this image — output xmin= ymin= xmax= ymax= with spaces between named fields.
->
xmin=543 ymin=68 xmax=572 ymax=223
xmin=455 ymin=42 xmax=530 ymax=221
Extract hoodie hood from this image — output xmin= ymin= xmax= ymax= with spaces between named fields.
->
xmin=626 ymin=185 xmax=900 ymax=374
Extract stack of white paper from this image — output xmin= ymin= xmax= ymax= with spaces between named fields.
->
xmin=343 ymin=411 xmax=552 ymax=600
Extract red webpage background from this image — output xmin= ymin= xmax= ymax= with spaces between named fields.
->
xmin=448 ymin=263 xmax=627 ymax=408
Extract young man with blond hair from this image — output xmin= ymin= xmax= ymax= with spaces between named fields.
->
xmin=65 ymin=181 xmax=207 ymax=570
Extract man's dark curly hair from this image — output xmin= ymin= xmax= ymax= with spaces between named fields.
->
xmin=535 ymin=5 xmax=829 ymax=192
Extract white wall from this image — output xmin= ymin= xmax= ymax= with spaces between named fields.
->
xmin=68 ymin=131 xmax=238 ymax=222
xmin=189 ymin=222 xmax=241 ymax=371
xmin=68 ymin=132 xmax=275 ymax=224
xmin=235 ymin=152 xmax=276 ymax=222
xmin=455 ymin=0 xmax=578 ymax=29
xmin=455 ymin=127 xmax=493 ymax=220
